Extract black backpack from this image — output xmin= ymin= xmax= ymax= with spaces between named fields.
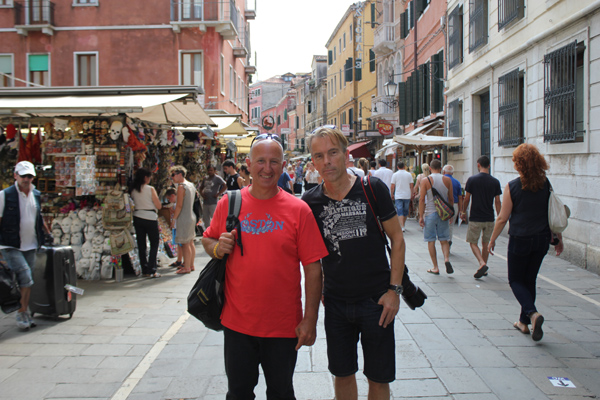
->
xmin=187 ymin=190 xmax=242 ymax=331
xmin=0 ymin=261 xmax=21 ymax=314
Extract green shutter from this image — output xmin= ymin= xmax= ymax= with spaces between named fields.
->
xmin=423 ymin=62 xmax=430 ymax=117
xmin=328 ymin=50 xmax=332 ymax=65
xmin=412 ymin=70 xmax=419 ymax=121
xmin=29 ymin=54 xmax=48 ymax=72
xmin=345 ymin=58 xmax=353 ymax=82
xmin=401 ymin=12 xmax=407 ymax=38
xmin=0 ymin=55 xmax=11 ymax=74
xmin=371 ymin=2 xmax=376 ymax=28
xmin=398 ymin=82 xmax=407 ymax=126
xmin=355 ymin=59 xmax=362 ymax=81
xmin=369 ymin=49 xmax=375 ymax=72
xmin=406 ymin=76 xmax=413 ymax=123
xmin=416 ymin=0 xmax=425 ymax=16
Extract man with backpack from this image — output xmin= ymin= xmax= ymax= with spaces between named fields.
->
xmin=202 ymin=135 xmax=327 ymax=399
xmin=302 ymin=126 xmax=405 ymax=400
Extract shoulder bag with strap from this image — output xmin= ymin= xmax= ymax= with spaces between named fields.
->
xmin=360 ymin=176 xmax=427 ymax=310
xmin=548 ymin=180 xmax=570 ymax=233
xmin=426 ymin=176 xmax=454 ymax=221
xmin=187 ymin=190 xmax=243 ymax=331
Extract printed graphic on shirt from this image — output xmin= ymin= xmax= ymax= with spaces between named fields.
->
xmin=319 ymin=199 xmax=367 ymax=256
xmin=202 ymin=180 xmax=215 ymax=195
xmin=240 ymin=213 xmax=285 ymax=235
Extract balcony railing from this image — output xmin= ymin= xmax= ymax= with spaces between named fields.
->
xmin=170 ymin=0 xmax=239 ymax=37
xmin=14 ymin=1 xmax=54 ymax=27
xmin=372 ymin=95 xmax=397 ymax=116
xmin=373 ymin=22 xmax=396 ymax=54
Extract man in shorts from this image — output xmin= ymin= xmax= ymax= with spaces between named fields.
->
xmin=0 ymin=161 xmax=48 ymax=330
xmin=443 ymin=164 xmax=463 ymax=250
xmin=303 ymin=126 xmax=406 ymax=400
xmin=390 ymin=161 xmax=414 ymax=232
xmin=418 ymin=160 xmax=454 ymax=275
xmin=461 ymin=155 xmax=502 ymax=279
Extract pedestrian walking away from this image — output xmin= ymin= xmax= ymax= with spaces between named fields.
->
xmin=418 ymin=160 xmax=454 ymax=275
xmin=461 ymin=155 xmax=502 ymax=279
xmin=390 ymin=161 xmax=414 ymax=232
xmin=129 ymin=168 xmax=163 ymax=278
xmin=442 ymin=164 xmax=464 ymax=250
xmin=303 ymin=126 xmax=406 ymax=400
xmin=199 ymin=165 xmax=226 ymax=229
xmin=0 ymin=161 xmax=50 ymax=330
xmin=372 ymin=159 xmax=393 ymax=191
xmin=488 ymin=143 xmax=564 ymax=342
xmin=202 ymin=134 xmax=328 ymax=399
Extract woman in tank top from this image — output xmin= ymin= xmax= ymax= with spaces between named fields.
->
xmin=488 ymin=144 xmax=564 ymax=342
xmin=130 ymin=168 xmax=162 ymax=278
xmin=169 ymin=165 xmax=197 ymax=274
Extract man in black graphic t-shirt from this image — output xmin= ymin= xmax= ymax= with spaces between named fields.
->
xmin=302 ymin=126 xmax=406 ymax=400
xmin=222 ymin=160 xmax=243 ymax=190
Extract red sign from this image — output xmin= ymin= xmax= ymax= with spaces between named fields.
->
xmin=376 ymin=122 xmax=394 ymax=136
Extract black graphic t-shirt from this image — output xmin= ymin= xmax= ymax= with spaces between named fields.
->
xmin=226 ymin=173 xmax=241 ymax=190
xmin=302 ymin=177 xmax=397 ymax=301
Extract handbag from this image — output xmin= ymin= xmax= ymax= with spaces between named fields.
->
xmin=427 ymin=177 xmax=454 ymax=221
xmin=109 ymin=229 xmax=136 ymax=256
xmin=104 ymin=183 xmax=126 ymax=211
xmin=548 ymin=182 xmax=570 ymax=233
xmin=187 ymin=190 xmax=242 ymax=331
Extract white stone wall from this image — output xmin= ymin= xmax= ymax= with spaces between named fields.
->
xmin=446 ymin=0 xmax=600 ymax=272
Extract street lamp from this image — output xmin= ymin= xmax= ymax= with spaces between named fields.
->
xmin=384 ymin=79 xmax=398 ymax=98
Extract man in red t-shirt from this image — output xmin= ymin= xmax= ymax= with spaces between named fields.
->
xmin=202 ymin=135 xmax=328 ymax=399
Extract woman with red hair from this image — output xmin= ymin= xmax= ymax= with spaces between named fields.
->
xmin=488 ymin=143 xmax=564 ymax=342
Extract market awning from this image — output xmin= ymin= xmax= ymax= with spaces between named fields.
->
xmin=405 ymin=120 xmax=442 ymax=136
xmin=394 ymin=134 xmax=462 ymax=150
xmin=211 ymin=115 xmax=257 ymax=136
xmin=375 ymin=142 xmax=400 ymax=159
xmin=347 ymin=141 xmax=372 ymax=159
xmin=129 ymin=98 xmax=216 ymax=127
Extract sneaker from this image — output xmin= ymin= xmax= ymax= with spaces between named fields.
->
xmin=25 ymin=311 xmax=36 ymax=328
xmin=401 ymin=227 xmax=406 ymax=232
xmin=16 ymin=312 xmax=30 ymax=330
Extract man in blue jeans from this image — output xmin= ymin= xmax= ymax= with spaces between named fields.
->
xmin=0 ymin=161 xmax=48 ymax=330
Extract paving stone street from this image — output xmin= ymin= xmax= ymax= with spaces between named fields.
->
xmin=1 ymin=220 xmax=599 ymax=400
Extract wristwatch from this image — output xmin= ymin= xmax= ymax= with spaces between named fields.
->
xmin=388 ymin=284 xmax=403 ymax=295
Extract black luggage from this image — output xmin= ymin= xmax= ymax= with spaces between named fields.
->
xmin=0 ymin=261 xmax=21 ymax=314
xmin=30 ymin=246 xmax=77 ymax=319
xmin=293 ymin=183 xmax=303 ymax=194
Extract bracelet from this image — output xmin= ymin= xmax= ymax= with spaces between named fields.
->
xmin=213 ymin=243 xmax=223 ymax=259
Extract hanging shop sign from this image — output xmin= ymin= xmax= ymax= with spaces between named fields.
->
xmin=262 ymin=115 xmax=275 ymax=131
xmin=377 ymin=121 xmax=394 ymax=136
xmin=354 ymin=2 xmax=365 ymax=71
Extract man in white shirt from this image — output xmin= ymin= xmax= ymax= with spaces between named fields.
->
xmin=346 ymin=155 xmax=364 ymax=177
xmin=0 ymin=161 xmax=48 ymax=330
xmin=390 ymin=162 xmax=414 ymax=232
xmin=372 ymin=159 xmax=393 ymax=191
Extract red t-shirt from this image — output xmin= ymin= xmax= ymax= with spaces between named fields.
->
xmin=204 ymin=187 xmax=328 ymax=338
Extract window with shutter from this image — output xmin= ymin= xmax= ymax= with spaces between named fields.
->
xmin=448 ymin=99 xmax=462 ymax=138
xmin=369 ymin=49 xmax=376 ymax=72
xmin=328 ymin=50 xmax=332 ymax=65
xmin=398 ymin=82 xmax=408 ymax=126
xmin=400 ymin=12 xmax=407 ymax=39
xmin=422 ymin=62 xmax=430 ymax=117
xmin=431 ymin=51 xmax=444 ymax=113
xmin=498 ymin=68 xmax=524 ymax=147
xmin=448 ymin=6 xmax=463 ymax=69
xmin=411 ymin=70 xmax=419 ymax=121
xmin=406 ymin=76 xmax=413 ymax=124
xmin=469 ymin=0 xmax=488 ymax=53
xmin=543 ymin=41 xmax=585 ymax=143
xmin=498 ymin=0 xmax=524 ymax=30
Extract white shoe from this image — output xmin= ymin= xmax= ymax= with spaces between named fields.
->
xmin=16 ymin=312 xmax=30 ymax=330
xmin=25 ymin=311 xmax=36 ymax=328
xmin=402 ymin=227 xmax=406 ymax=232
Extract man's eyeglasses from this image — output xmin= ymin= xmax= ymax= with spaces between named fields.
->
xmin=19 ymin=174 xmax=34 ymax=179
xmin=250 ymin=133 xmax=282 ymax=147
xmin=311 ymin=125 xmax=337 ymax=134
xmin=170 ymin=172 xmax=182 ymax=177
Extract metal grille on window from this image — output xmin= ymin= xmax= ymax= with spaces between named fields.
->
xmin=448 ymin=99 xmax=461 ymax=138
xmin=543 ymin=41 xmax=577 ymax=143
xmin=448 ymin=6 xmax=462 ymax=69
xmin=469 ymin=0 xmax=488 ymax=53
xmin=498 ymin=0 xmax=524 ymax=31
xmin=498 ymin=68 xmax=522 ymax=147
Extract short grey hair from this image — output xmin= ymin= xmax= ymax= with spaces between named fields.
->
xmin=443 ymin=164 xmax=454 ymax=174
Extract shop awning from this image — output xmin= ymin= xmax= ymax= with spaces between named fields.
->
xmin=394 ymin=134 xmax=462 ymax=150
xmin=405 ymin=120 xmax=442 ymax=136
xmin=129 ymin=98 xmax=216 ymax=127
xmin=347 ymin=141 xmax=372 ymax=159
xmin=211 ymin=115 xmax=257 ymax=136
xmin=375 ymin=142 xmax=400 ymax=159
xmin=232 ymin=134 xmax=256 ymax=154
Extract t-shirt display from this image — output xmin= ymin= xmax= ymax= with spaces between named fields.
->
xmin=204 ymin=188 xmax=328 ymax=338
xmin=302 ymin=177 xmax=396 ymax=302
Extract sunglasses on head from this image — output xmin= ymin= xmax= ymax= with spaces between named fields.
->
xmin=251 ymin=133 xmax=282 ymax=147
xmin=19 ymin=174 xmax=34 ymax=179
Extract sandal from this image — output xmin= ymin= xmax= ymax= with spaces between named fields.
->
xmin=445 ymin=261 xmax=454 ymax=274
xmin=513 ymin=321 xmax=530 ymax=334
xmin=176 ymin=268 xmax=191 ymax=274
xmin=142 ymin=272 xmax=161 ymax=278
xmin=169 ymin=261 xmax=182 ymax=268
xmin=530 ymin=312 xmax=544 ymax=341
xmin=427 ymin=269 xmax=440 ymax=275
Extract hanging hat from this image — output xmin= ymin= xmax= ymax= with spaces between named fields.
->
xmin=6 ymin=124 xmax=16 ymax=140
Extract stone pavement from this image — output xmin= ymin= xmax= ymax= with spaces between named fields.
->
xmin=1 ymin=221 xmax=600 ymax=400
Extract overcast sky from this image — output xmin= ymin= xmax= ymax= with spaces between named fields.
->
xmin=250 ymin=0 xmax=358 ymax=81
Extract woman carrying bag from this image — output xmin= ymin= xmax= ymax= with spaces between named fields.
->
xmin=488 ymin=143 xmax=564 ymax=342
xmin=130 ymin=168 xmax=163 ymax=278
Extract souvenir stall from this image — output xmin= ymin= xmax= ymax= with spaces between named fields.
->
xmin=0 ymin=86 xmax=216 ymax=281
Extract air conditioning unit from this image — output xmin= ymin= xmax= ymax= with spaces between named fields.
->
xmin=440 ymin=15 xmax=446 ymax=28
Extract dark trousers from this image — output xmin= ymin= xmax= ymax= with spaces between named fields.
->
xmin=133 ymin=217 xmax=160 ymax=275
xmin=224 ymin=327 xmax=298 ymax=400
xmin=507 ymin=233 xmax=550 ymax=325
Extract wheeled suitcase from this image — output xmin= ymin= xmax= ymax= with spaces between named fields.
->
xmin=30 ymin=246 xmax=77 ymax=319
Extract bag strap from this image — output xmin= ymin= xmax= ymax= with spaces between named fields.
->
xmin=359 ymin=176 xmax=391 ymax=255
xmin=226 ymin=190 xmax=243 ymax=256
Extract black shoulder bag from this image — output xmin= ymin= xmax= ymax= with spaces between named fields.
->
xmin=187 ymin=190 xmax=242 ymax=331
xmin=360 ymin=176 xmax=428 ymax=310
